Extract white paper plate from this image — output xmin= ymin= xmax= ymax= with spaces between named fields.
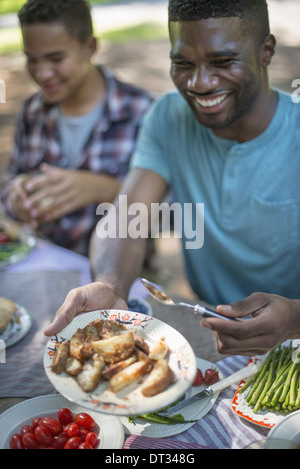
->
xmin=120 ymin=357 xmax=222 ymax=438
xmin=44 ymin=309 xmax=197 ymax=416
xmin=0 ymin=394 xmax=124 ymax=449
xmin=267 ymin=410 xmax=300 ymax=447
xmin=0 ymin=303 xmax=32 ymax=348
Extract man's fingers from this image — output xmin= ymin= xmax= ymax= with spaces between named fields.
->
xmin=43 ymin=287 xmax=88 ymax=336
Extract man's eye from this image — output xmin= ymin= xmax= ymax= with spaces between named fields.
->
xmin=172 ymin=60 xmax=191 ymax=68
xmin=51 ymin=56 xmax=64 ymax=63
xmin=26 ymin=57 xmax=37 ymax=65
xmin=213 ymin=59 xmax=234 ymax=67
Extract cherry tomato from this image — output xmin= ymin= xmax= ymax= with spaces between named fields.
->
xmin=75 ymin=413 xmax=95 ymax=430
xmin=78 ymin=427 xmax=89 ymax=441
xmin=78 ymin=442 xmax=93 ymax=449
xmin=31 ymin=417 xmax=42 ymax=429
xmin=85 ymin=432 xmax=99 ymax=448
xmin=193 ymin=368 xmax=204 ymax=386
xmin=34 ymin=425 xmax=54 ymax=448
xmin=22 ymin=433 xmax=39 ymax=449
xmin=20 ymin=424 xmax=34 ymax=436
xmin=63 ymin=436 xmax=82 ymax=449
xmin=40 ymin=417 xmax=62 ymax=435
xmin=10 ymin=433 xmax=25 ymax=449
xmin=52 ymin=432 xmax=69 ymax=449
xmin=64 ymin=422 xmax=80 ymax=437
xmin=204 ymin=368 xmax=219 ymax=385
xmin=58 ymin=407 xmax=73 ymax=426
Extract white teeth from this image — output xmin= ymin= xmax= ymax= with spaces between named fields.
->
xmin=195 ymin=94 xmax=228 ymax=107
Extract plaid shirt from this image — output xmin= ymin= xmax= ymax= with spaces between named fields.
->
xmin=1 ymin=67 xmax=153 ymax=255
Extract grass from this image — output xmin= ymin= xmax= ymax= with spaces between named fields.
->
xmin=98 ymin=22 xmax=168 ymax=43
xmin=0 ymin=27 xmax=22 ymax=54
xmin=0 ymin=21 xmax=168 ymax=54
xmin=0 ymin=0 xmax=125 ymax=15
xmin=0 ymin=1 xmax=168 ymax=54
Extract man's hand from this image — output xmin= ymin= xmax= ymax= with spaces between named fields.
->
xmin=200 ymin=292 xmax=300 ymax=356
xmin=44 ymin=281 xmax=128 ymax=336
xmin=8 ymin=174 xmax=39 ymax=227
xmin=9 ymin=164 xmax=121 ymax=225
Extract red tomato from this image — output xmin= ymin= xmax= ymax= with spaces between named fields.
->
xmin=64 ymin=422 xmax=80 ymax=437
xmin=63 ymin=436 xmax=82 ymax=449
xmin=52 ymin=432 xmax=69 ymax=449
xmin=204 ymin=368 xmax=219 ymax=385
xmin=58 ymin=407 xmax=73 ymax=426
xmin=85 ymin=432 xmax=99 ymax=448
xmin=22 ymin=433 xmax=39 ymax=449
xmin=75 ymin=413 xmax=95 ymax=430
xmin=78 ymin=442 xmax=93 ymax=449
xmin=78 ymin=427 xmax=89 ymax=441
xmin=40 ymin=417 xmax=62 ymax=435
xmin=31 ymin=417 xmax=42 ymax=429
xmin=34 ymin=425 xmax=54 ymax=448
xmin=10 ymin=433 xmax=25 ymax=449
xmin=20 ymin=424 xmax=34 ymax=436
xmin=193 ymin=368 xmax=204 ymax=386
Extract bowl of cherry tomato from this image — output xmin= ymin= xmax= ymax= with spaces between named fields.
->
xmin=1 ymin=394 xmax=124 ymax=449
xmin=9 ymin=408 xmax=99 ymax=449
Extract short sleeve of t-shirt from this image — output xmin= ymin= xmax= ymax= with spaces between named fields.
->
xmin=130 ymin=92 xmax=178 ymax=184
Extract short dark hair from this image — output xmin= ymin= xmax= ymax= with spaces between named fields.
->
xmin=18 ymin=0 xmax=94 ymax=44
xmin=168 ymin=0 xmax=270 ymax=44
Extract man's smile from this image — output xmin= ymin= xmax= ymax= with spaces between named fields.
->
xmin=186 ymin=91 xmax=231 ymax=114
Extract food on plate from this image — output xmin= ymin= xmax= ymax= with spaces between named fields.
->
xmin=193 ymin=368 xmax=204 ymax=386
xmin=9 ymin=408 xmax=99 ymax=449
xmin=204 ymin=368 xmax=219 ymax=386
xmin=148 ymin=338 xmax=169 ymax=360
xmin=77 ymin=355 xmax=105 ymax=392
xmin=141 ymin=358 xmax=174 ymax=397
xmin=109 ymin=359 xmax=152 ymax=393
xmin=0 ymin=297 xmax=17 ymax=332
xmin=51 ymin=318 xmax=174 ymax=396
xmin=238 ymin=344 xmax=300 ymax=415
xmin=51 ymin=340 xmax=70 ymax=374
xmin=90 ymin=331 xmax=135 ymax=364
xmin=0 ymin=221 xmax=19 ymax=244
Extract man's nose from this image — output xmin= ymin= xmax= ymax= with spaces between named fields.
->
xmin=33 ymin=62 xmax=54 ymax=82
xmin=187 ymin=66 xmax=219 ymax=93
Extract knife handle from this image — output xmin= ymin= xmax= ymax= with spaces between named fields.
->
xmin=210 ymin=364 xmax=258 ymax=394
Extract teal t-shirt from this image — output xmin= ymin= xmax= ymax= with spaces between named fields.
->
xmin=130 ymin=90 xmax=300 ymax=305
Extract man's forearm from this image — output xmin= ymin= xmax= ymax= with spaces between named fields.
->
xmin=89 ymin=220 xmax=148 ymax=301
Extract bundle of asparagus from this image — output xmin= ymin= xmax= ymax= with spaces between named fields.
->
xmin=238 ymin=344 xmax=300 ymax=414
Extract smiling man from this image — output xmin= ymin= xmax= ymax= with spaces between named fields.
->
xmin=45 ymin=0 xmax=300 ymax=357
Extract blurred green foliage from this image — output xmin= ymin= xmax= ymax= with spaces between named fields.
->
xmin=0 ymin=0 xmax=122 ymax=16
xmin=0 ymin=21 xmax=168 ymax=54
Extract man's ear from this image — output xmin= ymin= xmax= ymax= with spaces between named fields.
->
xmin=260 ymin=34 xmax=276 ymax=67
xmin=86 ymin=36 xmax=98 ymax=58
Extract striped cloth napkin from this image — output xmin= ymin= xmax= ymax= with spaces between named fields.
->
xmin=123 ymin=434 xmax=208 ymax=449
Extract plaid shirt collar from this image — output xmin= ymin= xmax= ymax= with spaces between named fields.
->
xmin=25 ymin=65 xmax=137 ymax=131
